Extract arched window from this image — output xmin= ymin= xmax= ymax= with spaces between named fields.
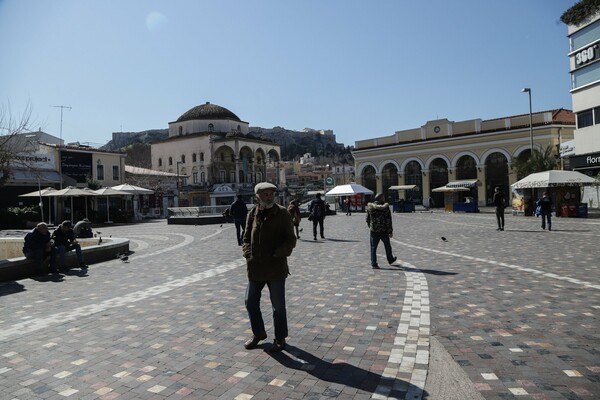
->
xmin=192 ymin=153 xmax=197 ymax=163
xmin=181 ymin=155 xmax=186 ymax=163
xmin=220 ymin=152 xmax=225 ymax=161
xmin=178 ymin=126 xmax=183 ymax=136
xmin=200 ymin=172 xmax=205 ymax=183
xmin=208 ymin=124 xmax=214 ymax=132
xmin=200 ymin=152 xmax=204 ymax=162
xmin=168 ymin=157 xmax=173 ymax=166
xmin=237 ymin=125 xmax=241 ymax=132
xmin=158 ymin=158 xmax=162 ymax=167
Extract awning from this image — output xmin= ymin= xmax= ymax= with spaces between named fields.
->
xmin=445 ymin=179 xmax=480 ymax=188
xmin=432 ymin=185 xmax=470 ymax=193
xmin=3 ymin=169 xmax=62 ymax=184
xmin=389 ymin=185 xmax=418 ymax=190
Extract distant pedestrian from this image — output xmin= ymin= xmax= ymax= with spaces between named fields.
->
xmin=287 ymin=200 xmax=302 ymax=239
xmin=345 ymin=197 xmax=352 ymax=216
xmin=308 ymin=193 xmax=326 ymax=240
xmin=242 ymin=182 xmax=296 ymax=352
xmin=52 ymin=220 xmax=88 ymax=271
xmin=23 ymin=222 xmax=57 ymax=275
xmin=492 ymin=187 xmax=505 ymax=231
xmin=366 ymin=193 xmax=397 ymax=269
xmin=536 ymin=192 xmax=553 ymax=231
xmin=230 ymin=195 xmax=248 ymax=245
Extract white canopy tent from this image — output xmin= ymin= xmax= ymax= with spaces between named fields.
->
xmin=511 ymin=170 xmax=596 ymax=189
xmin=93 ymin=187 xmax=132 ymax=223
xmin=325 ymin=184 xmax=374 ymax=197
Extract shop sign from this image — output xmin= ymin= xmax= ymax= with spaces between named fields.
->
xmin=61 ymin=150 xmax=92 ymax=183
xmin=574 ymin=43 xmax=599 ymax=67
xmin=569 ymin=152 xmax=600 ymax=168
xmin=559 ymin=140 xmax=576 ymax=157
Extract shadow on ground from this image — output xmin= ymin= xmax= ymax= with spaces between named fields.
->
xmin=268 ymin=345 xmax=429 ymax=398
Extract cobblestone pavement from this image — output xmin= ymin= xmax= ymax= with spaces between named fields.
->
xmin=0 ymin=211 xmax=599 ymax=399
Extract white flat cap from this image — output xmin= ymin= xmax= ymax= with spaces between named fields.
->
xmin=254 ymin=182 xmax=277 ymax=193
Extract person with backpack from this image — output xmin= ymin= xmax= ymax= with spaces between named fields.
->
xmin=242 ymin=182 xmax=296 ymax=353
xmin=492 ymin=187 xmax=505 ymax=231
xmin=308 ymin=193 xmax=326 ymax=240
xmin=366 ymin=193 xmax=397 ymax=269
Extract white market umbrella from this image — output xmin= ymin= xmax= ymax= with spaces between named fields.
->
xmin=93 ymin=187 xmax=132 ymax=223
xmin=325 ymin=183 xmax=374 ymax=197
xmin=511 ymin=170 xmax=596 ymax=189
xmin=19 ymin=187 xmax=57 ymax=224
xmin=431 ymin=185 xmax=470 ymax=193
xmin=111 ymin=183 xmax=154 ymax=194
xmin=111 ymin=184 xmax=154 ymax=220
xmin=45 ymin=186 xmax=97 ymax=223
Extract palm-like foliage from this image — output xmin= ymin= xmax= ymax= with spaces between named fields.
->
xmin=511 ymin=146 xmax=558 ymax=179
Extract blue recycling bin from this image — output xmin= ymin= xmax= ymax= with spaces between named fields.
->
xmin=578 ymin=203 xmax=588 ymax=218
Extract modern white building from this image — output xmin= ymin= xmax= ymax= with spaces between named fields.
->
xmin=565 ymin=7 xmax=600 ymax=204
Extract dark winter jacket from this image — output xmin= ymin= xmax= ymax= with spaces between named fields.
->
xmin=492 ymin=192 xmax=505 ymax=209
xmin=230 ymin=198 xmax=248 ymax=220
xmin=242 ymin=204 xmax=296 ymax=281
xmin=23 ymin=228 xmax=51 ymax=254
xmin=536 ymin=195 xmax=553 ymax=215
xmin=308 ymin=198 xmax=326 ymax=220
xmin=51 ymin=227 xmax=76 ymax=247
xmin=366 ymin=201 xmax=393 ymax=235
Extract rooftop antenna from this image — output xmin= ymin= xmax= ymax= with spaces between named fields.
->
xmin=51 ymin=105 xmax=72 ymax=189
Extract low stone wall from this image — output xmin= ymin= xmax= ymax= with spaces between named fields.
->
xmin=168 ymin=216 xmax=227 ymax=225
xmin=0 ymin=237 xmax=129 ymax=282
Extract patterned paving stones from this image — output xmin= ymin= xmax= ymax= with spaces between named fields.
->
xmin=1 ymin=211 xmax=599 ymax=399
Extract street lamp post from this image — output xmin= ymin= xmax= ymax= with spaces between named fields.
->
xmin=176 ymin=161 xmax=183 ymax=206
xmin=521 ymin=88 xmax=534 ymax=155
xmin=522 ymin=87 xmax=535 ymax=214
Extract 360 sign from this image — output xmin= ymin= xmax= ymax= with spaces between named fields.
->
xmin=575 ymin=44 xmax=598 ymax=66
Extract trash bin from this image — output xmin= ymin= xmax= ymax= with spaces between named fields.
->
xmin=578 ymin=203 xmax=588 ymax=218
xmin=560 ymin=204 xmax=576 ymax=217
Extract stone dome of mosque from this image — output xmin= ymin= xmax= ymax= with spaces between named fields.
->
xmin=175 ymin=102 xmax=241 ymax=123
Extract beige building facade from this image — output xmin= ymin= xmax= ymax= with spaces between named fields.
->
xmin=150 ymin=102 xmax=281 ymax=207
xmin=352 ymin=110 xmax=575 ymax=208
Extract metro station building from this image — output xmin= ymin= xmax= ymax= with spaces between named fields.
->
xmin=352 ymin=109 xmax=575 ymax=208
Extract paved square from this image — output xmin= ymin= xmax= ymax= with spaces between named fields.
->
xmin=1 ymin=210 xmax=599 ymax=399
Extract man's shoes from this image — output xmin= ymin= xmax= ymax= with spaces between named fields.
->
xmin=314 ymin=237 xmax=317 ymax=241
xmin=548 ymin=227 xmax=552 ymax=231
xmin=496 ymin=228 xmax=501 ymax=231
xmin=79 ymin=263 xmax=88 ymax=270
xmin=268 ymin=339 xmax=286 ymax=353
xmin=320 ymin=235 xmax=325 ymax=239
xmin=389 ymin=256 xmax=397 ymax=265
xmin=372 ymin=265 xmax=380 ymax=269
xmin=500 ymin=227 xmax=504 ymax=231
xmin=244 ymin=334 xmax=267 ymax=350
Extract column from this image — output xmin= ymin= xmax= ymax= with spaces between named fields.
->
xmin=476 ymin=165 xmax=486 ymax=207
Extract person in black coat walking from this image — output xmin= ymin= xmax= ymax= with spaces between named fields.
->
xmin=230 ymin=195 xmax=248 ymax=245
xmin=492 ymin=187 xmax=505 ymax=231
xmin=308 ymin=193 xmax=326 ymax=240
xmin=537 ymin=192 xmax=554 ymax=231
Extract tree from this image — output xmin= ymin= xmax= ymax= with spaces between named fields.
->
xmin=511 ymin=145 xmax=558 ymax=179
xmin=0 ymin=101 xmax=34 ymax=189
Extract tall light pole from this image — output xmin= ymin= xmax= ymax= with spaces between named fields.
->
xmin=521 ymin=88 xmax=533 ymax=155
xmin=176 ymin=161 xmax=183 ymax=205
xmin=521 ymin=88 xmax=535 ymax=215
xmin=51 ymin=105 xmax=71 ymax=189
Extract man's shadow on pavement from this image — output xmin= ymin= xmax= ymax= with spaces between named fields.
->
xmin=267 ymin=345 xmax=428 ymax=398
xmin=381 ymin=264 xmax=457 ymax=275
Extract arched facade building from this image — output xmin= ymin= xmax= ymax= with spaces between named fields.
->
xmin=353 ymin=110 xmax=575 ymax=207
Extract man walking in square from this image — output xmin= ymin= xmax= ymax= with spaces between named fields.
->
xmin=242 ymin=182 xmax=296 ymax=352
xmin=366 ymin=193 xmax=397 ymax=269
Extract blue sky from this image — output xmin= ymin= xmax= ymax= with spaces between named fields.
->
xmin=0 ymin=0 xmax=576 ymax=148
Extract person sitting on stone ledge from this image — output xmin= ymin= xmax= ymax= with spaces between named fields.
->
xmin=52 ymin=220 xmax=88 ymax=272
xmin=23 ymin=222 xmax=58 ymax=275
xmin=73 ymin=218 xmax=93 ymax=238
